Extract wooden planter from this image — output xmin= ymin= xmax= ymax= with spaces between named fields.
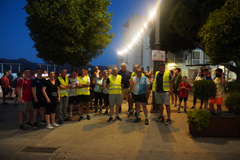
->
xmin=189 ymin=115 xmax=240 ymax=138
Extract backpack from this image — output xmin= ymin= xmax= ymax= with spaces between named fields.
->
xmin=11 ymin=77 xmax=19 ymax=88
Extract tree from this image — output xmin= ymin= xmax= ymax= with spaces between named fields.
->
xmin=25 ymin=0 xmax=114 ymax=71
xmin=199 ymin=0 xmax=240 ymax=82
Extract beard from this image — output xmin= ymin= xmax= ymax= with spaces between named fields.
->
xmin=216 ymin=73 xmax=221 ymax=77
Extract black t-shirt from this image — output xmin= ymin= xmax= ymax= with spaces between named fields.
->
xmin=7 ymin=74 xmax=14 ymax=86
xmin=31 ymin=78 xmax=46 ymax=97
xmin=43 ymin=80 xmax=60 ymax=98
xmin=118 ymin=70 xmax=131 ymax=88
xmin=56 ymin=77 xmax=71 ymax=85
xmin=156 ymin=72 xmax=173 ymax=92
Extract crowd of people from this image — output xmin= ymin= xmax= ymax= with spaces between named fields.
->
xmin=0 ymin=64 xmax=226 ymax=130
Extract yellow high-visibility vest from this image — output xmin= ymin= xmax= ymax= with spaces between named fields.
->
xmin=152 ymin=71 xmax=170 ymax=92
xmin=109 ymin=75 xmax=122 ymax=95
xmin=58 ymin=76 xmax=69 ymax=97
xmin=76 ymin=76 xmax=90 ymax=95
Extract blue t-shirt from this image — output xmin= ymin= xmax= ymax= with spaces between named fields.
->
xmin=202 ymin=76 xmax=212 ymax=80
xmin=132 ymin=76 xmax=150 ymax=95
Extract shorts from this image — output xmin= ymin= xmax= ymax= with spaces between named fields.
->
xmin=8 ymin=87 xmax=13 ymax=92
xmin=109 ymin=94 xmax=122 ymax=106
xmin=68 ymin=96 xmax=78 ymax=105
xmin=154 ymin=92 xmax=170 ymax=105
xmin=133 ymin=94 xmax=147 ymax=103
xmin=77 ymin=95 xmax=90 ymax=103
xmin=19 ymin=101 xmax=33 ymax=111
xmin=122 ymin=88 xmax=130 ymax=98
xmin=179 ymin=97 xmax=188 ymax=102
xmin=209 ymin=97 xmax=223 ymax=105
xmin=1 ymin=87 xmax=8 ymax=96
xmin=33 ymin=96 xmax=46 ymax=109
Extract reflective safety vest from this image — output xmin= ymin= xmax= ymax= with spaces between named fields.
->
xmin=152 ymin=71 xmax=170 ymax=92
xmin=76 ymin=76 xmax=90 ymax=95
xmin=109 ymin=75 xmax=122 ymax=95
xmin=58 ymin=76 xmax=69 ymax=97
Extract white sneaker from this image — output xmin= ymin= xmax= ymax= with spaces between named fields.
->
xmin=51 ymin=122 xmax=59 ymax=127
xmin=46 ymin=124 xmax=53 ymax=129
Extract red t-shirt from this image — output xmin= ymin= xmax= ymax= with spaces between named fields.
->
xmin=179 ymin=82 xmax=192 ymax=98
xmin=1 ymin=76 xmax=9 ymax=88
xmin=17 ymin=78 xmax=33 ymax=102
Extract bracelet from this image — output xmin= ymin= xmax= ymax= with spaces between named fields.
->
xmin=19 ymin=97 xmax=23 ymax=100
xmin=34 ymin=97 xmax=37 ymax=99
xmin=46 ymin=98 xmax=50 ymax=101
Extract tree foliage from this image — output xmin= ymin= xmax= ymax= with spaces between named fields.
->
xmin=25 ymin=0 xmax=114 ymax=70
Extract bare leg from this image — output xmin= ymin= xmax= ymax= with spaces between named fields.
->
xmin=128 ymin=96 xmax=133 ymax=111
xmin=40 ymin=107 xmax=45 ymax=121
xmin=33 ymin=108 xmax=38 ymax=123
xmin=110 ymin=106 xmax=114 ymax=117
xmin=26 ymin=109 xmax=31 ymax=122
xmin=79 ymin=102 xmax=84 ymax=116
xmin=51 ymin=113 xmax=55 ymax=124
xmin=184 ymin=101 xmax=187 ymax=110
xmin=142 ymin=103 xmax=148 ymax=116
xmin=116 ymin=105 xmax=120 ymax=116
xmin=174 ymin=93 xmax=178 ymax=105
xmin=210 ymin=103 xmax=215 ymax=112
xmin=166 ymin=105 xmax=171 ymax=119
xmin=217 ymin=105 xmax=221 ymax=111
xmin=159 ymin=103 xmax=164 ymax=117
xmin=85 ymin=101 xmax=90 ymax=115
xmin=45 ymin=114 xmax=50 ymax=125
xmin=178 ymin=101 xmax=182 ymax=110
xmin=135 ymin=102 xmax=140 ymax=115
xmin=3 ymin=95 xmax=6 ymax=103
xmin=19 ymin=111 xmax=24 ymax=125
xmin=69 ymin=104 xmax=73 ymax=114
xmin=170 ymin=92 xmax=174 ymax=104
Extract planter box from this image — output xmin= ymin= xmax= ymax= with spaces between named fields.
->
xmin=189 ymin=115 xmax=240 ymax=138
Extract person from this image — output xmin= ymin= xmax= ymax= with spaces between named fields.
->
xmin=55 ymin=73 xmax=59 ymax=80
xmin=118 ymin=63 xmax=131 ymax=112
xmin=191 ymin=70 xmax=204 ymax=109
xmin=209 ymin=68 xmax=226 ymax=112
xmin=42 ymin=70 xmax=49 ymax=79
xmin=146 ymin=73 xmax=154 ymax=103
xmin=94 ymin=72 xmax=104 ymax=114
xmin=30 ymin=71 xmax=36 ymax=79
xmin=31 ymin=67 xmax=46 ymax=128
xmin=68 ymin=70 xmax=79 ymax=118
xmin=144 ymin=70 xmax=149 ymax=78
xmin=7 ymin=70 xmax=14 ymax=100
xmin=169 ymin=70 xmax=174 ymax=106
xmin=90 ymin=71 xmax=96 ymax=110
xmin=128 ymin=65 xmax=145 ymax=116
xmin=13 ymin=72 xmax=22 ymax=106
xmin=16 ymin=68 xmax=33 ymax=130
xmin=42 ymin=71 xmax=60 ymax=129
xmin=130 ymin=68 xmax=150 ymax=125
xmin=102 ymin=71 xmax=110 ymax=115
xmin=152 ymin=64 xmax=173 ymax=125
xmin=76 ymin=68 xmax=91 ymax=121
xmin=106 ymin=67 xmax=123 ymax=122
xmin=1 ymin=71 xmax=10 ymax=104
xmin=56 ymin=69 xmax=72 ymax=124
xmin=178 ymin=76 xmax=192 ymax=113
xmin=108 ymin=67 xmax=112 ymax=75
xmin=68 ymin=69 xmax=79 ymax=78
xmin=95 ymin=66 xmax=100 ymax=78
xmin=202 ymin=68 xmax=212 ymax=110
xmin=172 ymin=68 xmax=182 ymax=108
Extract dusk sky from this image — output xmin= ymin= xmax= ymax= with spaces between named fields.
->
xmin=0 ymin=0 xmax=156 ymax=66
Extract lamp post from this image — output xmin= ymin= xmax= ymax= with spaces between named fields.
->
xmin=151 ymin=0 xmax=161 ymax=112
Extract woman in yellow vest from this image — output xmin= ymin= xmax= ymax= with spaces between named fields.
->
xmin=105 ymin=67 xmax=123 ymax=122
xmin=76 ymin=68 xmax=91 ymax=121
xmin=56 ymin=69 xmax=72 ymax=124
xmin=152 ymin=64 xmax=173 ymax=125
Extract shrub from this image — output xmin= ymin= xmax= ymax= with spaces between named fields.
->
xmin=193 ymin=80 xmax=216 ymax=100
xmin=225 ymin=92 xmax=240 ymax=114
xmin=187 ymin=109 xmax=212 ymax=131
xmin=225 ymin=82 xmax=240 ymax=93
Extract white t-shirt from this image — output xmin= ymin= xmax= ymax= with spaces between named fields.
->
xmin=80 ymin=77 xmax=90 ymax=83
xmin=69 ymin=78 xmax=79 ymax=97
xmin=195 ymin=76 xmax=202 ymax=81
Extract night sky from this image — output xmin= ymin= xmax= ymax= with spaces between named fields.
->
xmin=0 ymin=0 xmax=156 ymax=66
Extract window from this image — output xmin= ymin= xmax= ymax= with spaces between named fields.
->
xmin=193 ymin=51 xmax=200 ymax=59
xmin=174 ymin=52 xmax=183 ymax=63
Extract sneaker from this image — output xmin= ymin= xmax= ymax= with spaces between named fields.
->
xmin=156 ymin=116 xmax=165 ymax=123
xmin=104 ymin=110 xmax=108 ymax=115
xmin=128 ymin=110 xmax=134 ymax=117
xmin=174 ymin=104 xmax=178 ymax=108
xmin=26 ymin=122 xmax=33 ymax=127
xmin=116 ymin=116 xmax=122 ymax=121
xmin=19 ymin=124 xmax=24 ymax=130
xmin=46 ymin=124 xmax=53 ymax=129
xmin=165 ymin=119 xmax=172 ymax=125
xmin=178 ymin=109 xmax=181 ymax=113
xmin=145 ymin=119 xmax=149 ymax=125
xmin=95 ymin=109 xmax=98 ymax=113
xmin=58 ymin=120 xmax=63 ymax=124
xmin=87 ymin=115 xmax=91 ymax=120
xmin=190 ymin=106 xmax=196 ymax=109
xmin=184 ymin=109 xmax=188 ymax=113
xmin=41 ymin=119 xmax=47 ymax=124
xmin=78 ymin=116 xmax=84 ymax=121
xmin=171 ymin=103 xmax=174 ymax=107
xmin=64 ymin=118 xmax=72 ymax=121
xmin=99 ymin=109 xmax=102 ymax=115
xmin=33 ymin=122 xmax=38 ymax=128
xmin=108 ymin=117 xmax=113 ymax=122
xmin=69 ymin=113 xmax=73 ymax=118
xmin=51 ymin=122 xmax=59 ymax=127
xmin=134 ymin=117 xmax=141 ymax=123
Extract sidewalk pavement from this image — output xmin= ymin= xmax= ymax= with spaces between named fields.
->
xmin=0 ymin=94 xmax=239 ymax=160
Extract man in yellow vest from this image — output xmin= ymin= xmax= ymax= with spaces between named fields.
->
xmin=152 ymin=63 xmax=173 ymax=125
xmin=76 ymin=68 xmax=91 ymax=121
xmin=106 ymin=67 xmax=123 ymax=122
xmin=57 ymin=69 xmax=72 ymax=124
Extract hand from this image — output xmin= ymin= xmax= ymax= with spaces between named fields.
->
xmin=58 ymin=97 xmax=61 ymax=102
xmin=34 ymin=98 xmax=39 ymax=103
xmin=19 ymin=99 xmax=24 ymax=105
xmin=78 ymin=84 xmax=83 ymax=88
xmin=47 ymin=99 xmax=51 ymax=103
xmin=129 ymin=94 xmax=132 ymax=98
